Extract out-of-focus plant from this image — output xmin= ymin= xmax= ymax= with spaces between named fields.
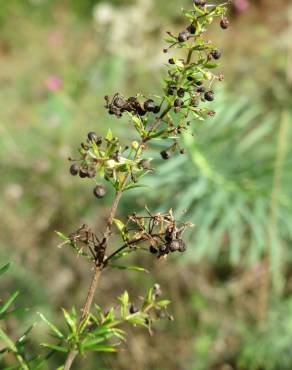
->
xmin=136 ymin=90 xmax=291 ymax=287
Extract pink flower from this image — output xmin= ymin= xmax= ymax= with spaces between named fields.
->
xmin=45 ymin=75 xmax=63 ymax=92
xmin=234 ymin=0 xmax=249 ymax=12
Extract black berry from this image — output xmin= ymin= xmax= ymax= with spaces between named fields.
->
xmin=220 ymin=18 xmax=229 ymax=29
xmin=197 ymin=86 xmax=205 ymax=93
xmin=149 ymin=245 xmax=157 ymax=254
xmin=174 ymin=98 xmax=182 ymax=107
xmin=144 ymin=99 xmax=156 ymax=112
xmin=204 ymin=90 xmax=214 ymax=101
xmin=187 ymin=23 xmax=196 ymax=34
xmin=178 ymin=31 xmax=189 ymax=43
xmin=160 ymin=150 xmax=171 ymax=160
xmin=87 ymin=132 xmax=98 ymax=142
xmin=194 ymin=0 xmax=206 ymax=6
xmin=211 ymin=49 xmax=221 ymax=60
xmin=70 ymin=163 xmax=79 ymax=176
xmin=168 ymin=58 xmax=175 ymax=64
xmin=177 ymin=88 xmax=185 ymax=98
xmin=153 ymin=105 xmax=161 ymax=114
xmin=79 ymin=168 xmax=88 ymax=178
xmin=113 ymin=96 xmax=125 ymax=108
xmin=93 ymin=184 xmax=106 ymax=199
xmin=129 ymin=304 xmax=138 ymax=314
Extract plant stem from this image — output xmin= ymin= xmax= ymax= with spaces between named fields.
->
xmin=63 ymin=185 xmax=127 ymax=370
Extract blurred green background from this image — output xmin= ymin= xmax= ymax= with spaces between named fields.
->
xmin=0 ymin=0 xmax=291 ymax=369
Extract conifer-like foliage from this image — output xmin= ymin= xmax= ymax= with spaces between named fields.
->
xmin=0 ymin=1 xmax=231 ymax=369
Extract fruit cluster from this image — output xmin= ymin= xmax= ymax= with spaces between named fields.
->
xmin=124 ymin=209 xmax=193 ymax=259
xmin=105 ymin=94 xmax=161 ymax=118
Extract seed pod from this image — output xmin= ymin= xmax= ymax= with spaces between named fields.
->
xmin=178 ymin=239 xmax=187 ymax=252
xmin=153 ymin=105 xmax=161 ymax=114
xmin=177 ymin=88 xmax=185 ymax=98
xmin=159 ymin=244 xmax=168 ymax=254
xmin=187 ymin=23 xmax=196 ymax=34
xmin=160 ymin=150 xmax=171 ymax=160
xmin=144 ymin=99 xmax=156 ymax=112
xmin=93 ymin=184 xmax=106 ymax=199
xmin=194 ymin=0 xmax=206 ymax=6
xmin=70 ymin=163 xmax=79 ymax=176
xmin=169 ymin=239 xmax=181 ymax=252
xmin=178 ymin=31 xmax=189 ymax=42
xmin=113 ymin=96 xmax=125 ymax=108
xmin=79 ymin=168 xmax=88 ymax=178
xmin=197 ymin=86 xmax=205 ymax=93
xmin=129 ymin=304 xmax=138 ymax=314
xmin=165 ymin=227 xmax=173 ymax=243
xmin=87 ymin=132 xmax=98 ymax=142
xmin=204 ymin=90 xmax=215 ymax=101
xmin=220 ymin=18 xmax=229 ymax=29
xmin=211 ymin=49 xmax=221 ymax=60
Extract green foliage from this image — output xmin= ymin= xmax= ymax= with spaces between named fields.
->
xmin=238 ymin=298 xmax=292 ymax=370
xmin=39 ymin=286 xmax=170 ymax=357
xmin=137 ymin=90 xmax=291 ymax=281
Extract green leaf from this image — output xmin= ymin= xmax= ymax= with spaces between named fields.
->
xmin=109 ymin=265 xmax=149 ymax=273
xmin=55 ymin=231 xmax=69 ymax=241
xmin=0 ymin=307 xmax=28 ymax=321
xmin=123 ymin=184 xmax=147 ymax=192
xmin=118 ymin=291 xmax=129 ymax=320
xmin=0 ymin=291 xmax=19 ymax=315
xmin=62 ymin=308 xmax=77 ymax=334
xmin=105 ymin=128 xmax=113 ymax=141
xmin=0 ymin=263 xmax=10 ymax=277
xmin=157 ymin=300 xmax=171 ymax=307
xmin=40 ymin=343 xmax=69 ymax=353
xmin=90 ymin=345 xmax=117 ymax=352
xmin=113 ymin=218 xmax=125 ymax=233
xmin=37 ymin=312 xmax=64 ymax=339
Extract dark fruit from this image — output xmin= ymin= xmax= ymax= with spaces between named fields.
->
xmin=220 ymin=18 xmax=229 ymax=29
xmin=174 ymin=98 xmax=182 ymax=107
xmin=169 ymin=239 xmax=181 ymax=252
xmin=144 ymin=99 xmax=156 ymax=112
xmin=149 ymin=245 xmax=157 ymax=254
xmin=93 ymin=184 xmax=106 ymax=199
xmin=113 ymin=96 xmax=125 ymax=108
xmin=129 ymin=304 xmax=138 ymax=314
xmin=197 ymin=86 xmax=205 ymax=93
xmin=87 ymin=132 xmax=98 ymax=142
xmin=177 ymin=88 xmax=185 ymax=98
xmin=178 ymin=239 xmax=187 ymax=252
xmin=159 ymin=245 xmax=168 ymax=254
xmin=204 ymin=90 xmax=214 ymax=101
xmin=211 ymin=49 xmax=221 ymax=60
xmin=79 ymin=168 xmax=88 ymax=178
xmin=178 ymin=31 xmax=189 ymax=42
xmin=194 ymin=0 xmax=206 ymax=6
xmin=168 ymin=58 xmax=175 ymax=64
xmin=70 ymin=163 xmax=79 ymax=176
xmin=187 ymin=23 xmax=196 ymax=34
xmin=153 ymin=105 xmax=161 ymax=114
xmin=160 ymin=150 xmax=171 ymax=160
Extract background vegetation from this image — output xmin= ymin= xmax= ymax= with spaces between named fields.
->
xmin=0 ymin=0 xmax=291 ymax=369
